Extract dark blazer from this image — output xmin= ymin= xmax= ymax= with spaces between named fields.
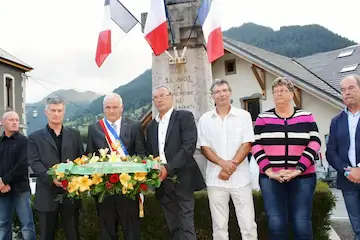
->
xmin=145 ymin=110 xmax=206 ymax=198
xmin=326 ymin=111 xmax=360 ymax=191
xmin=86 ymin=117 xmax=147 ymax=157
xmin=28 ymin=127 xmax=84 ymax=211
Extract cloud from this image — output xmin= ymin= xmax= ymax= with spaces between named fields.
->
xmin=0 ymin=0 xmax=359 ymax=103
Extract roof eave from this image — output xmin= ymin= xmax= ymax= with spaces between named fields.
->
xmin=0 ymin=57 xmax=33 ymax=72
xmin=223 ymin=40 xmax=344 ymax=110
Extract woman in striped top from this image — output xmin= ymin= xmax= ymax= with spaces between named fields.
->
xmin=252 ymin=77 xmax=321 ymax=240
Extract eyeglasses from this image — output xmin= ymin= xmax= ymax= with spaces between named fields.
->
xmin=152 ymin=93 xmax=171 ymax=101
xmin=212 ymin=89 xmax=230 ymax=95
xmin=272 ymin=89 xmax=290 ymax=94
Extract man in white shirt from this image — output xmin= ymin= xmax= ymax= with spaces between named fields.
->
xmin=197 ymin=79 xmax=257 ymax=240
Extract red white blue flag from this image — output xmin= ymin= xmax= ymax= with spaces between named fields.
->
xmin=198 ymin=0 xmax=224 ymax=63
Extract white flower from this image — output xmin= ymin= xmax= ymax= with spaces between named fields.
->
xmin=107 ymin=151 xmax=121 ymax=163
xmin=99 ymin=148 xmax=109 ymax=159
xmin=89 ymin=153 xmax=100 ymax=163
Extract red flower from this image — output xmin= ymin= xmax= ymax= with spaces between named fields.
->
xmin=105 ymin=181 xmax=113 ymax=189
xmin=109 ymin=174 xmax=119 ymax=183
xmin=142 ymin=160 xmax=147 ymax=164
xmin=139 ymin=183 xmax=148 ymax=192
xmin=61 ymin=179 xmax=68 ymax=187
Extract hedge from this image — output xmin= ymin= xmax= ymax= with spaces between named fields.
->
xmin=14 ymin=181 xmax=335 ymax=240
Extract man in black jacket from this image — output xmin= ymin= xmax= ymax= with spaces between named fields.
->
xmin=146 ymin=86 xmax=206 ymax=240
xmin=28 ymin=98 xmax=83 ymax=240
xmin=0 ymin=111 xmax=36 ymax=240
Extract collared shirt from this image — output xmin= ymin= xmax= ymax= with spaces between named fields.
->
xmin=155 ymin=108 xmax=174 ymax=164
xmin=47 ymin=124 xmax=63 ymax=160
xmin=197 ymin=106 xmax=255 ymax=188
xmin=109 ymin=118 xmax=122 ymax=137
xmin=345 ymin=108 xmax=360 ymax=167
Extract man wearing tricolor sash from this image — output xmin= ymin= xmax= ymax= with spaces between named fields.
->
xmin=86 ymin=93 xmax=147 ymax=240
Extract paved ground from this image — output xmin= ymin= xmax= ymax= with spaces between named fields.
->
xmin=330 ymin=188 xmax=354 ymax=240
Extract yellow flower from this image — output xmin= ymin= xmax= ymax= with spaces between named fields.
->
xmin=134 ymin=172 xmax=147 ymax=182
xmin=107 ymin=151 xmax=121 ymax=162
xmin=56 ymin=171 xmax=65 ymax=179
xmin=122 ymin=182 xmax=134 ymax=194
xmin=91 ymin=174 xmax=103 ymax=185
xmin=52 ymin=164 xmax=59 ymax=169
xmin=153 ymin=156 xmax=161 ymax=162
xmin=68 ymin=178 xmax=79 ymax=193
xmin=99 ymin=148 xmax=109 ymax=159
xmin=89 ymin=153 xmax=100 ymax=163
xmin=74 ymin=155 xmax=88 ymax=165
xmin=76 ymin=176 xmax=93 ymax=192
xmin=119 ymin=173 xmax=131 ymax=187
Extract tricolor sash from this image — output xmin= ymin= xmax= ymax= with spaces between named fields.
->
xmin=99 ymin=118 xmax=129 ymax=157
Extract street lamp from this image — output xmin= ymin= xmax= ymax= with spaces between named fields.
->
xmin=26 ymin=106 xmax=38 ymax=119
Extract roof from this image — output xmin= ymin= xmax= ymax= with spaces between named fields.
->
xmin=223 ymin=36 xmax=344 ymax=108
xmin=0 ymin=47 xmax=33 ymax=71
xmin=296 ymin=44 xmax=360 ymax=92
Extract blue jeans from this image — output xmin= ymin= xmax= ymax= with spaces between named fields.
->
xmin=0 ymin=191 xmax=36 ymax=240
xmin=342 ymin=186 xmax=360 ymax=240
xmin=259 ymin=174 xmax=316 ymax=240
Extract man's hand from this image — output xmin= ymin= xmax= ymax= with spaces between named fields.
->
xmin=53 ymin=179 xmax=63 ymax=187
xmin=158 ymin=165 xmax=168 ymax=181
xmin=282 ymin=170 xmax=302 ymax=181
xmin=219 ymin=160 xmax=237 ymax=175
xmin=265 ymin=169 xmax=291 ymax=183
xmin=1 ymin=184 xmax=11 ymax=193
xmin=0 ymin=178 xmax=5 ymax=190
xmin=218 ymin=169 xmax=231 ymax=181
xmin=345 ymin=167 xmax=360 ymax=183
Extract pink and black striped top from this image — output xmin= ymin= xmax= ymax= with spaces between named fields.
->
xmin=251 ymin=108 xmax=321 ymax=176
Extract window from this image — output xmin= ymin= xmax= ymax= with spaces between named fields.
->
xmin=338 ymin=49 xmax=355 ymax=58
xmin=244 ymin=98 xmax=260 ymax=122
xmin=5 ymin=77 xmax=13 ymax=109
xmin=340 ymin=64 xmax=359 ymax=73
xmin=224 ymin=59 xmax=236 ymax=75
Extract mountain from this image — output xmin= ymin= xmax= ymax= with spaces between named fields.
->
xmin=46 ymin=23 xmax=358 ymax=127
xmin=26 ymin=89 xmax=101 ymax=134
xmin=223 ymin=23 xmax=357 ymax=58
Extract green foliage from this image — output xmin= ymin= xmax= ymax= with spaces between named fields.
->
xmin=14 ymin=181 xmax=335 ymax=240
xmin=224 ymin=23 xmax=356 ymax=58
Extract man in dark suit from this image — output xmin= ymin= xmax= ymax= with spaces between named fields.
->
xmin=86 ymin=92 xmax=147 ymax=240
xmin=326 ymin=74 xmax=360 ymax=239
xmin=146 ymin=86 xmax=206 ymax=240
xmin=28 ymin=97 xmax=84 ymax=240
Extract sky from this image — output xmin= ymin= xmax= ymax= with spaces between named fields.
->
xmin=0 ymin=0 xmax=359 ymax=103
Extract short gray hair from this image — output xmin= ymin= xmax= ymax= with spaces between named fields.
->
xmin=272 ymin=77 xmax=295 ymax=92
xmin=210 ymin=79 xmax=232 ymax=93
xmin=341 ymin=74 xmax=360 ymax=87
xmin=2 ymin=111 xmax=19 ymax=121
xmin=103 ymin=92 xmax=123 ymax=105
xmin=45 ymin=97 xmax=65 ymax=110
xmin=152 ymin=85 xmax=173 ymax=95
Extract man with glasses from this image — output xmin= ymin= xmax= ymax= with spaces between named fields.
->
xmin=86 ymin=92 xmax=147 ymax=240
xmin=145 ymin=86 xmax=205 ymax=240
xmin=197 ymin=79 xmax=257 ymax=240
xmin=28 ymin=97 xmax=83 ymax=240
xmin=327 ymin=74 xmax=360 ymax=239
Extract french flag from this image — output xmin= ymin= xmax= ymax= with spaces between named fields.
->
xmin=95 ymin=0 xmax=138 ymax=67
xmin=143 ymin=0 xmax=169 ymax=55
xmin=198 ymin=0 xmax=224 ymax=63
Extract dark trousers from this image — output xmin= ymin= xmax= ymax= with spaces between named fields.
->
xmin=342 ymin=186 xmax=360 ymax=240
xmin=158 ymin=179 xmax=196 ymax=240
xmin=37 ymin=202 xmax=80 ymax=240
xmin=96 ymin=194 xmax=140 ymax=240
xmin=259 ymin=174 xmax=316 ymax=240
xmin=0 ymin=190 xmax=36 ymax=240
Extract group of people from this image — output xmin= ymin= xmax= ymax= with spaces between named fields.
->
xmin=1 ymin=73 xmax=360 ymax=240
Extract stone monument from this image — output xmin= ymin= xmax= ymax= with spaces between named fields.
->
xmin=141 ymin=0 xmax=213 ymax=178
